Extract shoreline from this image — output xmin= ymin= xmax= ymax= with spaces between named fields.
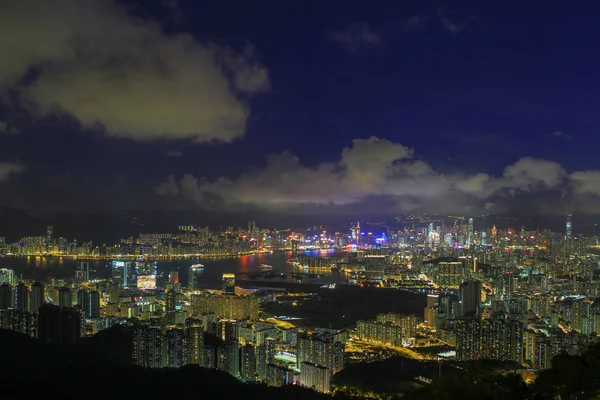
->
xmin=0 ymin=251 xmax=282 ymax=260
xmin=0 ymin=248 xmax=342 ymax=261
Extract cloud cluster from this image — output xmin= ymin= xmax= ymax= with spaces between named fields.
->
xmin=0 ymin=162 xmax=26 ymax=181
xmin=0 ymin=0 xmax=269 ymax=142
xmin=157 ymin=137 xmax=600 ymax=214
xmin=329 ymin=23 xmax=383 ymax=52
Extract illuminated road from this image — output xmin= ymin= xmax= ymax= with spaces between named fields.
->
xmin=346 ymin=338 xmax=427 ymax=360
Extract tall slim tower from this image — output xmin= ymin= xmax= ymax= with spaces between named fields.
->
xmin=566 ymin=214 xmax=573 ymax=240
xmin=189 ymin=264 xmax=204 ymax=291
xmin=467 ymin=218 xmax=474 ymax=248
xmin=13 ymin=283 xmax=29 ymax=312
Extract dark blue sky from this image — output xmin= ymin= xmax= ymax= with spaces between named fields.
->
xmin=0 ymin=0 xmax=599 ymax=217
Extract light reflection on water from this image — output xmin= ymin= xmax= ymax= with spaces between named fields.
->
xmin=1 ymin=249 xmax=346 ymax=285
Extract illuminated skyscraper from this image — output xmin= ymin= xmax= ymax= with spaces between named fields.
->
xmin=456 ymin=317 xmax=481 ymax=361
xmin=186 ymin=320 xmax=204 ymax=365
xmin=0 ymin=268 xmax=15 ymax=286
xmin=222 ymin=273 xmax=235 ymax=295
xmin=166 ymin=327 xmax=186 ymax=368
xmin=77 ymin=290 xmax=100 ymax=319
xmin=75 ymin=262 xmax=91 ymax=283
xmin=299 ymin=362 xmax=331 ymax=393
xmin=111 ymin=261 xmax=130 ymax=287
xmin=13 ymin=283 xmax=29 ymax=312
xmin=467 ymin=218 xmax=474 ymax=247
xmin=297 ymin=331 xmax=345 ymax=375
xmin=88 ymin=291 xmax=100 ymax=318
xmin=189 ymin=264 xmax=204 ymax=291
xmin=133 ymin=325 xmax=165 ymax=368
xmin=566 ymin=213 xmax=573 ymax=240
xmin=240 ymin=344 xmax=256 ymax=382
xmin=165 ymin=289 xmax=177 ymax=312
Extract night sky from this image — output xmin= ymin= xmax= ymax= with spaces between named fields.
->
xmin=1 ymin=0 xmax=599 ymax=219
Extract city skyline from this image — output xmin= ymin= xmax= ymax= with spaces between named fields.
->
xmin=2 ymin=1 xmax=600 ymax=217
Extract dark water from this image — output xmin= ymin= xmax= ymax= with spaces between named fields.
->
xmin=0 ymin=249 xmax=347 ymax=287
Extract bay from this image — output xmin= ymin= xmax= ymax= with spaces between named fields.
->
xmin=0 ymin=249 xmax=347 ymax=287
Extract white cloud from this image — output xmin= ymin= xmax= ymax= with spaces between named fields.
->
xmin=0 ymin=0 xmax=269 ymax=142
xmin=570 ymin=171 xmax=600 ymax=196
xmin=329 ymin=23 xmax=382 ymax=52
xmin=158 ymin=137 xmax=600 ymax=214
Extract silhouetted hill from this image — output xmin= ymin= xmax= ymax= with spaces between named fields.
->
xmin=80 ymin=324 xmax=134 ymax=366
xmin=0 ymin=329 xmax=332 ymax=400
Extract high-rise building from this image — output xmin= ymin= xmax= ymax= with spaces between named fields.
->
xmin=433 ymin=262 xmax=465 ymax=289
xmin=77 ymin=289 xmax=88 ymax=312
xmin=189 ymin=264 xmax=204 ymax=291
xmin=108 ymin=284 xmax=119 ymax=304
xmin=0 ymin=268 xmax=15 ymax=286
xmin=75 ymin=262 xmax=91 ymax=283
xmin=0 ymin=308 xmax=35 ymax=336
xmin=58 ymin=287 xmax=72 ymax=308
xmin=191 ymin=292 xmax=259 ymax=320
xmin=481 ymin=318 xmax=523 ymax=364
xmin=467 ymin=218 xmax=474 ymax=247
xmin=30 ymin=281 xmax=44 ymax=312
xmin=133 ymin=325 xmax=165 ymax=369
xmin=299 ymin=362 xmax=331 ymax=393
xmin=166 ymin=327 xmax=186 ymax=368
xmin=13 ymin=283 xmax=29 ymax=312
xmin=566 ymin=213 xmax=573 ymax=240
xmin=37 ymin=304 xmax=81 ymax=345
xmin=222 ymin=273 xmax=235 ymax=295
xmin=459 ymin=279 xmax=482 ymax=318
xmin=297 ymin=332 xmax=345 ymax=375
xmin=88 ymin=291 xmax=100 ymax=318
xmin=456 ymin=317 xmax=481 ymax=361
xmin=266 ymin=364 xmax=293 ymax=387
xmin=111 ymin=261 xmax=130 ymax=287
xmin=186 ymin=320 xmax=204 ymax=365
xmin=165 ymin=290 xmax=177 ymax=313
xmin=240 ymin=344 xmax=256 ymax=382
xmin=0 ymin=283 xmax=12 ymax=309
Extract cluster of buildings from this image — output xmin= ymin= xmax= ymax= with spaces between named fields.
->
xmin=4 ymin=213 xmax=600 ymax=390
xmin=0 ymin=259 xmax=346 ymax=393
xmin=356 ymin=313 xmax=419 ymax=347
xmin=416 ymin=216 xmax=600 ymax=370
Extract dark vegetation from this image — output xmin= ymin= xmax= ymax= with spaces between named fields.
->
xmin=262 ymin=286 xmax=426 ymax=329
xmin=3 ymin=323 xmax=600 ymax=399
xmin=0 ymin=327 xmax=329 ymax=400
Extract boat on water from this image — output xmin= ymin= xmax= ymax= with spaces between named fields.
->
xmin=258 ymin=264 xmax=273 ymax=270
xmin=190 ymin=263 xmax=204 ymax=269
